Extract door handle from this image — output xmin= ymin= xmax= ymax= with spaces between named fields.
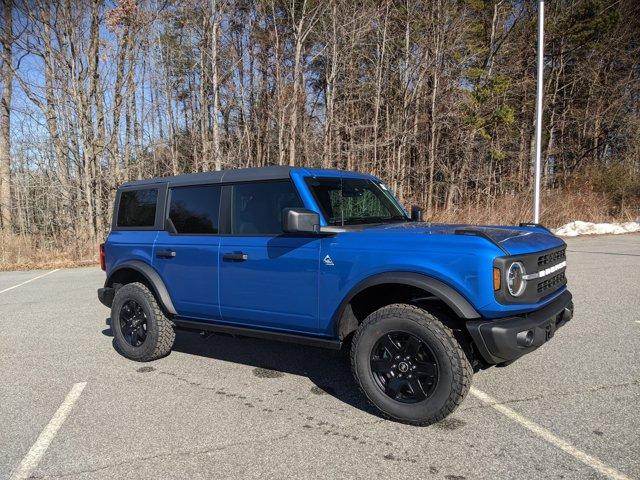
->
xmin=223 ymin=252 xmax=248 ymax=261
xmin=156 ymin=249 xmax=176 ymax=259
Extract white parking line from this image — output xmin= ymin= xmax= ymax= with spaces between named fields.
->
xmin=9 ymin=382 xmax=87 ymax=480
xmin=470 ymin=387 xmax=631 ymax=480
xmin=0 ymin=269 xmax=60 ymax=295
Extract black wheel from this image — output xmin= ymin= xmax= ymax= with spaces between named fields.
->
xmin=370 ymin=331 xmax=439 ymax=403
xmin=119 ymin=299 xmax=148 ymax=347
xmin=351 ymin=304 xmax=472 ymax=426
xmin=111 ymin=282 xmax=175 ymax=362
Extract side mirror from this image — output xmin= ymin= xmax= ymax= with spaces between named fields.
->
xmin=282 ymin=208 xmax=321 ymax=234
xmin=410 ymin=205 xmax=423 ymax=222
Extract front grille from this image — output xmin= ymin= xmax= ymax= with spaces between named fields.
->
xmin=538 ymin=249 xmax=566 ymax=268
xmin=495 ymin=245 xmax=568 ymax=304
xmin=537 ymin=271 xmax=566 ymax=294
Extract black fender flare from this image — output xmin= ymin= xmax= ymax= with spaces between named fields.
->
xmin=106 ymin=260 xmax=177 ymax=315
xmin=334 ymin=271 xmax=481 ymax=338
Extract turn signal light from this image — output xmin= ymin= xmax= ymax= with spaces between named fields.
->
xmin=493 ymin=267 xmax=501 ymax=291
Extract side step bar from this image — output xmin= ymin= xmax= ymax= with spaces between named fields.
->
xmin=173 ymin=318 xmax=343 ymax=350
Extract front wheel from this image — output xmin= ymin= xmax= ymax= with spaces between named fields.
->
xmin=350 ymin=304 xmax=472 ymax=426
xmin=111 ymin=282 xmax=175 ymax=362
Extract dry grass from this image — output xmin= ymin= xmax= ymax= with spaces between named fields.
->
xmin=428 ymin=189 xmax=638 ymax=226
xmin=1 ymin=189 xmax=637 ymax=271
xmin=0 ymin=233 xmax=98 ymax=272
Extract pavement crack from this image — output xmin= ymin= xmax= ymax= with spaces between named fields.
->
xmin=464 ymin=379 xmax=639 ymax=411
xmin=567 ymin=249 xmax=640 ymax=257
xmin=43 ymin=431 xmax=297 ymax=479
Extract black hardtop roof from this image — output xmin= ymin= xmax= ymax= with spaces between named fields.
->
xmin=119 ymin=165 xmax=295 ymax=189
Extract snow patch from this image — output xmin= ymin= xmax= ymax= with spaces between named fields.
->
xmin=553 ymin=220 xmax=640 ymax=237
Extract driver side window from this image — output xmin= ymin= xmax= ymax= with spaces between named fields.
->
xmin=231 ymin=181 xmax=303 ymax=235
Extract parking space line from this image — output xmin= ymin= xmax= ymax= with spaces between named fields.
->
xmin=0 ymin=269 xmax=60 ymax=295
xmin=9 ymin=382 xmax=87 ymax=480
xmin=567 ymin=250 xmax=640 ymax=257
xmin=470 ymin=387 xmax=631 ymax=480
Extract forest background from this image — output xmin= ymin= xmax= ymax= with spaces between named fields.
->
xmin=0 ymin=0 xmax=638 ymax=269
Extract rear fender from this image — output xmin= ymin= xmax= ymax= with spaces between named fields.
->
xmin=106 ymin=260 xmax=177 ymax=315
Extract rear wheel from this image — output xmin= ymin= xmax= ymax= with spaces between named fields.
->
xmin=351 ymin=304 xmax=472 ymax=425
xmin=111 ymin=282 xmax=175 ymax=362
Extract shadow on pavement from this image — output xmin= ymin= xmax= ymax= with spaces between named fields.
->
xmin=102 ymin=321 xmax=377 ymax=417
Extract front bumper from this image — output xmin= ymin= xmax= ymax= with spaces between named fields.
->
xmin=466 ymin=290 xmax=573 ymax=365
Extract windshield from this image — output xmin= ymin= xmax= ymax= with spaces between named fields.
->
xmin=305 ymin=177 xmax=409 ymax=226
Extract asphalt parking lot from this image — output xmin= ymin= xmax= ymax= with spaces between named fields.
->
xmin=1 ymin=234 xmax=639 ymax=480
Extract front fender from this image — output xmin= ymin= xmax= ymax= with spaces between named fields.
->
xmin=332 ymin=271 xmax=481 ymax=338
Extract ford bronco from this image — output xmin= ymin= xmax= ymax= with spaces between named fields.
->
xmin=98 ymin=166 xmax=573 ymax=425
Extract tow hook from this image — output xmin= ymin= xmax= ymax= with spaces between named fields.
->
xmin=562 ymin=302 xmax=574 ymax=323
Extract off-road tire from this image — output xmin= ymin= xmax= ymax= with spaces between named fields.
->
xmin=351 ymin=303 xmax=472 ymax=426
xmin=111 ymin=282 xmax=175 ymax=362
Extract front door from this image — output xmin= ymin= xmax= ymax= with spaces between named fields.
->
xmin=153 ymin=184 xmax=222 ymax=320
xmin=219 ymin=181 xmax=320 ymax=333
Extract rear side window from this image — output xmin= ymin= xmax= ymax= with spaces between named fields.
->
xmin=169 ymin=185 xmax=221 ymax=234
xmin=117 ymin=189 xmax=158 ymax=227
xmin=232 ymin=181 xmax=302 ymax=235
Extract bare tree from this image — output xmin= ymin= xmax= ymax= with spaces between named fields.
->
xmin=0 ymin=0 xmax=12 ymax=229
xmin=1 ymin=0 xmax=639 ymax=267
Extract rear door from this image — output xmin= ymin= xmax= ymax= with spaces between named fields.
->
xmin=218 ymin=181 xmax=321 ymax=333
xmin=153 ymin=184 xmax=222 ymax=320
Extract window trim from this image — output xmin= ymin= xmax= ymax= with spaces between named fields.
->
xmin=164 ymin=184 xmax=223 ymax=237
xmin=112 ymin=184 xmax=167 ymax=231
xmin=160 ymin=178 xmax=304 ymax=237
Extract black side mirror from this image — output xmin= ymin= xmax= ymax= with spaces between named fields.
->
xmin=282 ymin=208 xmax=321 ymax=234
xmin=410 ymin=205 xmax=423 ymax=222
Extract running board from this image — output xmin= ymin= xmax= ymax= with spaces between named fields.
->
xmin=173 ymin=318 xmax=342 ymax=350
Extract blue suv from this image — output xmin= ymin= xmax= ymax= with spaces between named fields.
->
xmin=98 ymin=166 xmax=573 ymax=425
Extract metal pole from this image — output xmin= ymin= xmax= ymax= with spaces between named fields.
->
xmin=533 ymin=0 xmax=544 ymax=223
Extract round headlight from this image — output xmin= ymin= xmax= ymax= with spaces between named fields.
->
xmin=507 ymin=262 xmax=527 ymax=297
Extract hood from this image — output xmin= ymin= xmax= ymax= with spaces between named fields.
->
xmin=360 ymin=222 xmax=565 ymax=256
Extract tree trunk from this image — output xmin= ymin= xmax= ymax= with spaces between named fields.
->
xmin=211 ymin=0 xmax=221 ymax=171
xmin=288 ymin=19 xmax=305 ymax=167
xmin=0 ymin=0 xmax=12 ymax=230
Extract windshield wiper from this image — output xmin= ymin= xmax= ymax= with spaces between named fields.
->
xmin=334 ymin=215 xmax=406 ymax=225
xmin=385 ymin=215 xmax=409 ymax=222
xmin=327 ymin=214 xmax=408 ymax=226
xmin=327 ymin=216 xmax=374 ymax=225
xmin=364 ymin=215 xmax=408 ymax=223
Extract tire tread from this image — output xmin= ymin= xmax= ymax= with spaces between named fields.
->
xmin=350 ymin=303 xmax=472 ymax=426
xmin=112 ymin=282 xmax=175 ymax=361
